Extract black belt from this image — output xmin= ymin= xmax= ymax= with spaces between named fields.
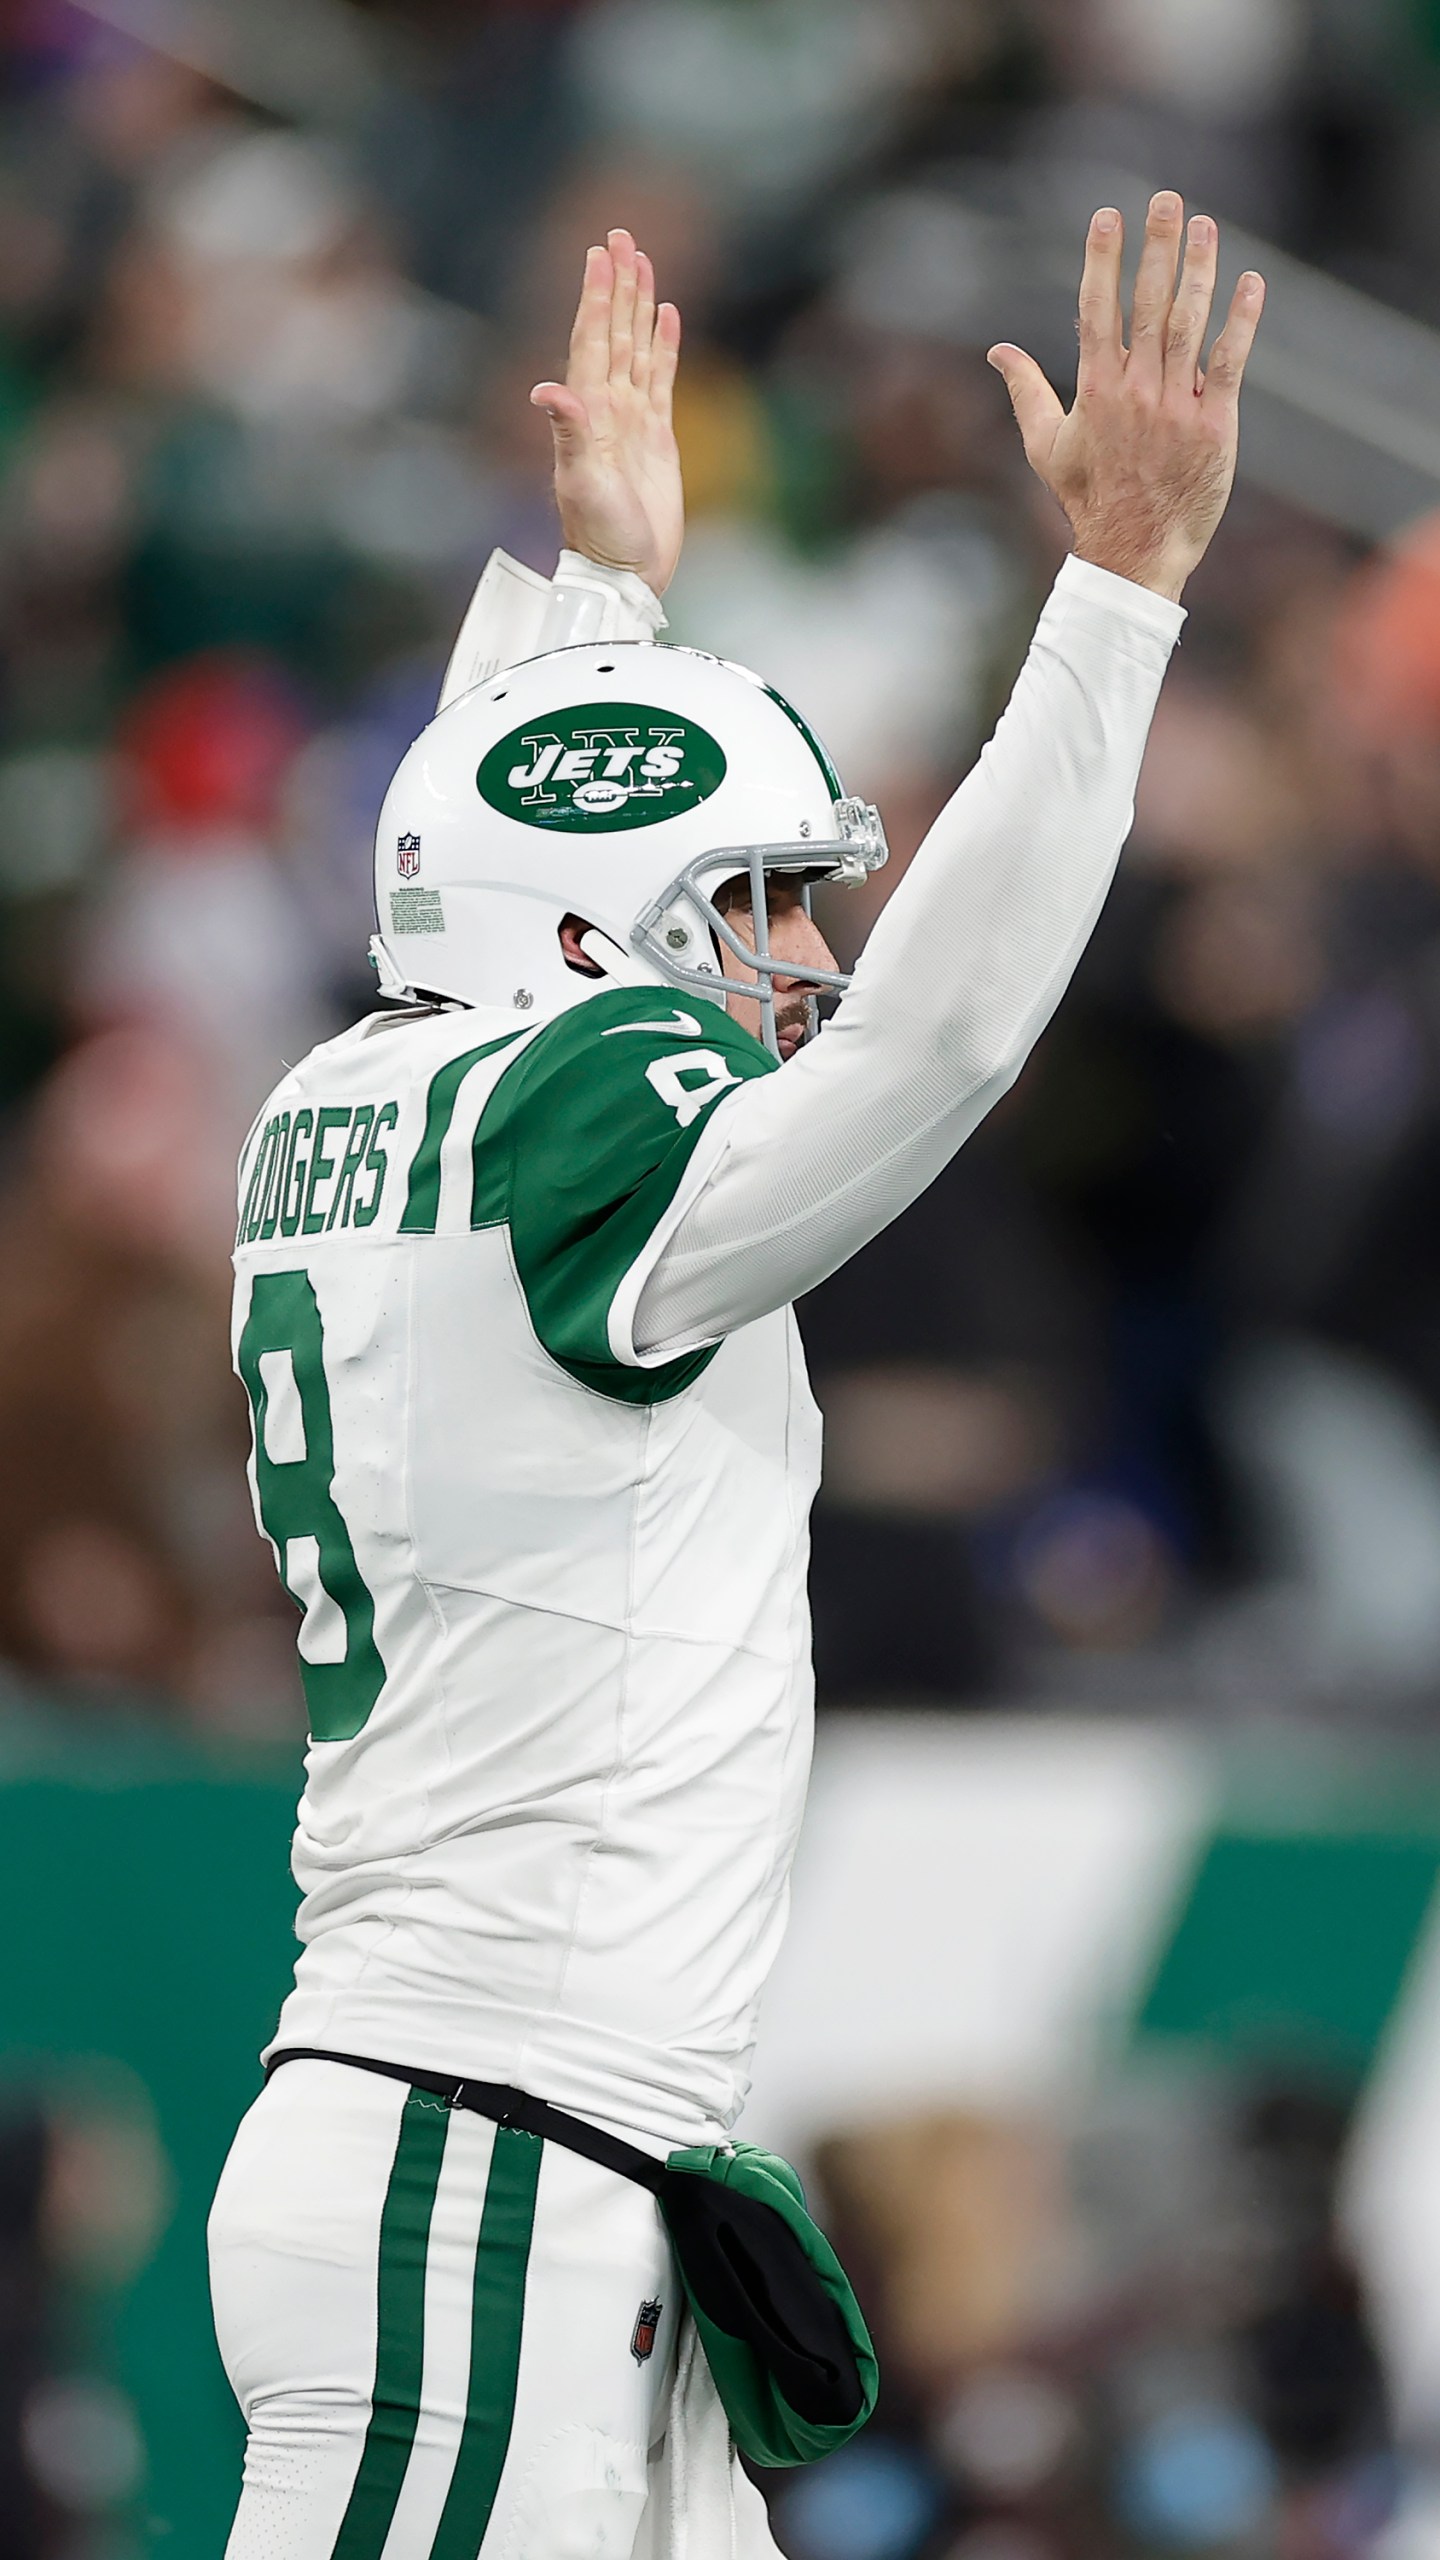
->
xmin=266 ymin=2044 xmax=665 ymax=2193
xmin=268 ymin=2042 xmax=875 ymax=2464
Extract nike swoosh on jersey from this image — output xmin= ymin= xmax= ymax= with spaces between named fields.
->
xmin=601 ymin=1011 xmax=704 ymax=1039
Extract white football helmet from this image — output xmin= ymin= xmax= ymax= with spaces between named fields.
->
xmin=370 ymin=638 xmax=888 ymax=1057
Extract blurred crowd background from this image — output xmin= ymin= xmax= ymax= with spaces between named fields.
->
xmin=5 ymin=0 xmax=1440 ymax=2553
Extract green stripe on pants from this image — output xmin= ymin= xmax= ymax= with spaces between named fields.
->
xmin=429 ymin=2127 xmax=543 ymax=2560
xmin=331 ymin=2091 xmax=451 ymax=2560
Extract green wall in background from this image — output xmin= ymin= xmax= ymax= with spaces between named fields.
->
xmin=1135 ymin=1753 xmax=1440 ymax=2080
xmin=0 ymin=1719 xmax=299 ymax=2553
xmin=1136 ymin=1829 xmax=1440 ymax=2080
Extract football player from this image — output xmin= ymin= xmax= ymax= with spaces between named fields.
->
xmin=210 ymin=207 xmax=1263 ymax=2557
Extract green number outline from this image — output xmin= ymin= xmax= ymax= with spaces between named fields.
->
xmin=237 ymin=1269 xmax=386 ymax=1742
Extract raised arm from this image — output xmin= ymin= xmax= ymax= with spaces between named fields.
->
xmin=629 ymin=195 xmax=1264 ymax=1359
xmin=436 ymin=230 xmax=683 ymax=704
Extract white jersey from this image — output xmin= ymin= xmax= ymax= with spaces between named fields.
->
xmin=233 ymin=555 xmax=1186 ymax=2159
xmin=233 ymin=985 xmax=815 ymax=2151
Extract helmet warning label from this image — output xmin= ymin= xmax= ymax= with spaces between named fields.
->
xmin=390 ymin=888 xmax=445 ymax=934
xmin=477 ymin=702 xmax=726 ymax=833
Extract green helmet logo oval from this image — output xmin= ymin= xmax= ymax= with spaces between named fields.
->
xmin=477 ymin=702 xmax=726 ymax=833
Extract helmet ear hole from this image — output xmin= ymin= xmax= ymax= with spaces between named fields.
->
xmin=558 ymin=914 xmax=605 ymax=977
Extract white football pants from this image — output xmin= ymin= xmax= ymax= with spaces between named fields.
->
xmin=209 ymin=2059 xmax=681 ymax=2560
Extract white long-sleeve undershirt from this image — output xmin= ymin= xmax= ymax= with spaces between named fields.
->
xmin=627 ymin=554 xmax=1185 ymax=1362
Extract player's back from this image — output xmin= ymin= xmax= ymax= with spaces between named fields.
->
xmin=231 ymin=990 xmax=820 ymax=2146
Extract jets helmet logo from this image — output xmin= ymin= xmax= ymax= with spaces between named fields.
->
xmin=396 ymin=832 xmax=421 ymax=878
xmin=631 ymin=2298 xmax=662 ymax=2364
xmin=478 ymin=703 xmax=726 ymax=834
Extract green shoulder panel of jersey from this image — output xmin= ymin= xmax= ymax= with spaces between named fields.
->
xmin=473 ymin=987 xmax=777 ymax=1405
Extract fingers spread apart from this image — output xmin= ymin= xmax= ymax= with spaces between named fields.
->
xmin=1074 ymin=193 xmax=1263 ymax=409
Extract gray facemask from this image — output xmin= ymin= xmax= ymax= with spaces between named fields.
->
xmin=631 ymin=798 xmax=889 ymax=1058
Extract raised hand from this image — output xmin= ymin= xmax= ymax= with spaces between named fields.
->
xmin=531 ymin=229 xmax=683 ymax=598
xmin=988 ymin=193 xmax=1265 ymax=601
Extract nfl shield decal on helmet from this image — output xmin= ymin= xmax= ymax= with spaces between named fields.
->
xmin=397 ymin=832 xmax=421 ymax=878
xmin=631 ymin=2298 xmax=662 ymax=2364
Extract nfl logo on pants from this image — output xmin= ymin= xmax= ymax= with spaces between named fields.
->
xmin=397 ymin=832 xmax=421 ymax=878
xmin=631 ymin=2298 xmax=662 ymax=2364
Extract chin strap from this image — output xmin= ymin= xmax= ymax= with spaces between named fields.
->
xmin=368 ymin=933 xmax=414 ymax=999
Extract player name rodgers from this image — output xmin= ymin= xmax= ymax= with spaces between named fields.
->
xmin=236 ymin=1097 xmax=399 ymax=1244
